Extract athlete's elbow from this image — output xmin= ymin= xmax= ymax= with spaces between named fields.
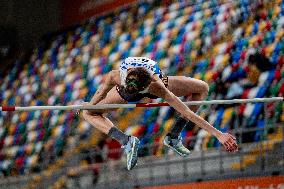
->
xmin=200 ymin=81 xmax=209 ymax=98
xmin=164 ymin=92 xmax=176 ymax=103
xmin=82 ymin=110 xmax=90 ymax=120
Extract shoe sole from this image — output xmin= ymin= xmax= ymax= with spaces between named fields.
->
xmin=127 ymin=138 xmax=140 ymax=170
xmin=163 ymin=140 xmax=190 ymax=157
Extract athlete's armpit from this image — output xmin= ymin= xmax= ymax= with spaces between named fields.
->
xmin=148 ymin=81 xmax=172 ymax=99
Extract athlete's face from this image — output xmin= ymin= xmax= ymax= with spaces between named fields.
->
xmin=125 ymin=67 xmax=151 ymax=94
xmin=125 ymin=75 xmax=139 ymax=94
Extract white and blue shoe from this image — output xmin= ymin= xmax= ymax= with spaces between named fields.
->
xmin=164 ymin=135 xmax=190 ymax=157
xmin=123 ymin=136 xmax=140 ymax=170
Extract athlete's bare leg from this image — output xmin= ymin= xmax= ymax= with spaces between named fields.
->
xmin=167 ymin=76 xmax=209 ymax=111
xmin=83 ymin=87 xmax=140 ymax=170
xmin=163 ymin=76 xmax=209 ymax=155
xmin=82 ymin=87 xmax=127 ymax=134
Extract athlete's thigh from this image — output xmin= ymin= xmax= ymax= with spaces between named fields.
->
xmin=89 ymin=86 xmax=127 ymax=114
xmin=167 ymin=76 xmax=208 ymax=97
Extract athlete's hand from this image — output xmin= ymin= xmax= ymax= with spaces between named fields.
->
xmin=217 ymin=133 xmax=238 ymax=152
xmin=81 ymin=102 xmax=91 ymax=106
xmin=75 ymin=102 xmax=91 ymax=115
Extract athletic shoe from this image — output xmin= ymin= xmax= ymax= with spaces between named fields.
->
xmin=122 ymin=136 xmax=140 ymax=170
xmin=163 ymin=135 xmax=190 ymax=157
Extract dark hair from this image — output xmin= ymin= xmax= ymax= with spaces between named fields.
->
xmin=248 ymin=54 xmax=256 ymax=64
xmin=125 ymin=67 xmax=152 ymax=93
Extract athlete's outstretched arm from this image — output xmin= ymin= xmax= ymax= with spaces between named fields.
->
xmin=90 ymin=70 xmax=120 ymax=105
xmin=149 ymin=80 xmax=238 ymax=152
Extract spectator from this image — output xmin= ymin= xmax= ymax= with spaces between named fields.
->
xmin=92 ymin=147 xmax=104 ymax=185
xmin=254 ymin=2 xmax=267 ymax=22
xmin=80 ymin=145 xmax=104 ymax=185
xmin=248 ymin=52 xmax=275 ymax=72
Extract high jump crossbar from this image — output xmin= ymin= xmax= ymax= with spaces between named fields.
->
xmin=0 ymin=97 xmax=282 ymax=112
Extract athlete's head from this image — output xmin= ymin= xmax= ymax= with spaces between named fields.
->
xmin=125 ymin=67 xmax=152 ymax=94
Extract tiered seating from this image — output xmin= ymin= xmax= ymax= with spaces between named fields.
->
xmin=125 ymin=0 xmax=283 ymax=154
xmin=184 ymin=1 xmax=284 ymax=148
xmin=0 ymin=0 xmax=215 ymax=175
xmin=122 ymin=0 xmax=258 ymax=154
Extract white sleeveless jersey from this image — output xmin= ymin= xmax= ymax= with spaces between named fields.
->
xmin=119 ymin=57 xmax=161 ymax=87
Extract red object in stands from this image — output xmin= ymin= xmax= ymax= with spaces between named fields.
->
xmin=265 ymin=21 xmax=272 ymax=31
xmin=279 ymin=83 xmax=284 ymax=96
xmin=15 ymin=156 xmax=25 ymax=168
xmin=240 ymin=50 xmax=246 ymax=60
xmin=104 ymin=138 xmax=122 ymax=160
xmin=153 ymin=123 xmax=160 ymax=134
xmin=274 ymin=70 xmax=281 ymax=80
xmin=241 ymin=89 xmax=250 ymax=99
xmin=278 ymin=55 xmax=284 ymax=66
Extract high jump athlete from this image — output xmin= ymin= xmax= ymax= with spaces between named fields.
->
xmin=83 ymin=57 xmax=238 ymax=170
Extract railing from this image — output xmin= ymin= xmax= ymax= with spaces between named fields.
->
xmin=66 ymin=126 xmax=284 ymax=189
xmin=0 ymin=97 xmax=283 ymax=189
xmin=66 ymin=132 xmax=283 ymax=189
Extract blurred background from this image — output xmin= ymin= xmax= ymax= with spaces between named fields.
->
xmin=0 ymin=0 xmax=283 ymax=188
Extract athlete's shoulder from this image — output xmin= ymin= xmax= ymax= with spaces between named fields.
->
xmin=107 ymin=70 xmax=119 ymax=80
xmin=109 ymin=69 xmax=120 ymax=75
xmin=107 ymin=70 xmax=120 ymax=85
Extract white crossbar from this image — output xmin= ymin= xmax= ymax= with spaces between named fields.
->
xmin=0 ymin=97 xmax=282 ymax=112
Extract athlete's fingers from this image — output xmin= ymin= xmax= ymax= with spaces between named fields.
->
xmin=227 ymin=147 xmax=233 ymax=152
xmin=220 ymin=133 xmax=238 ymax=152
xmin=229 ymin=138 xmax=236 ymax=146
xmin=234 ymin=141 xmax=239 ymax=151
xmin=229 ymin=138 xmax=238 ymax=148
xmin=226 ymin=144 xmax=232 ymax=151
xmin=225 ymin=138 xmax=238 ymax=152
xmin=229 ymin=133 xmax=236 ymax=140
xmin=81 ymin=102 xmax=91 ymax=106
xmin=229 ymin=140 xmax=238 ymax=152
xmin=224 ymin=141 xmax=230 ymax=150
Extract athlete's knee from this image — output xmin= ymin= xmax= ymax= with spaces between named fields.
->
xmin=200 ymin=81 xmax=209 ymax=97
xmin=82 ymin=110 xmax=90 ymax=120
xmin=82 ymin=109 xmax=101 ymax=119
